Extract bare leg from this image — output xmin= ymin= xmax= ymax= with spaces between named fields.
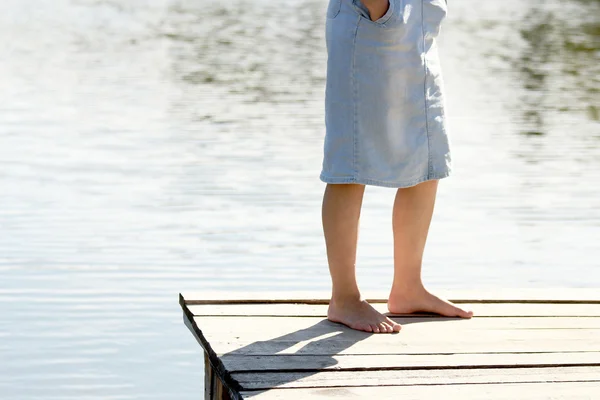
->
xmin=323 ymin=183 xmax=401 ymax=333
xmin=387 ymin=179 xmax=473 ymax=318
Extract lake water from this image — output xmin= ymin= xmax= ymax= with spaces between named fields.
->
xmin=1 ymin=0 xmax=599 ymax=398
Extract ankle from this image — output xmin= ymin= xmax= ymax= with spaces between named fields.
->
xmin=390 ymin=280 xmax=426 ymax=297
xmin=330 ymin=288 xmax=362 ymax=305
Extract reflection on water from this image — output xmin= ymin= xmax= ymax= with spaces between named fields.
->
xmin=518 ymin=0 xmax=600 ymax=136
xmin=165 ymin=0 xmax=325 ymax=105
xmin=0 ymin=0 xmax=599 ymax=399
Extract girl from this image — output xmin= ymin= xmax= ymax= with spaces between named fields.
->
xmin=321 ymin=0 xmax=473 ymax=333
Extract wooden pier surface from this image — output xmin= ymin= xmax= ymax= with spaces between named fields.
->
xmin=180 ymin=290 xmax=600 ymax=399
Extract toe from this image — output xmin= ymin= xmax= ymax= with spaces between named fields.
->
xmin=371 ymin=324 xmax=380 ymax=333
xmin=379 ymin=322 xmax=391 ymax=333
xmin=452 ymin=305 xmax=473 ymax=318
xmin=385 ymin=317 xmax=401 ymax=332
xmin=385 ymin=317 xmax=400 ymax=332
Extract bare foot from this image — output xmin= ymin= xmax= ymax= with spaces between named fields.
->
xmin=387 ymin=287 xmax=474 ymax=318
xmin=328 ymin=297 xmax=401 ymax=333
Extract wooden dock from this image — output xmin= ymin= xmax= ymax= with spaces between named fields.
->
xmin=180 ymin=290 xmax=600 ymax=399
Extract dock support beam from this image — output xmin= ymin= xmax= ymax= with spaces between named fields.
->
xmin=204 ymin=353 xmax=232 ymax=400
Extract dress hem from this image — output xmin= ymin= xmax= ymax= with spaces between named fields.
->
xmin=319 ymin=170 xmax=451 ymax=188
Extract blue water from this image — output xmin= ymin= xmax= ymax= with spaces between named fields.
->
xmin=1 ymin=0 xmax=599 ymax=398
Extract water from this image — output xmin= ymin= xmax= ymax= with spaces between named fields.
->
xmin=1 ymin=0 xmax=598 ymax=398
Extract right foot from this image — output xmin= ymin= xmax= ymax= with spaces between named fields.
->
xmin=327 ymin=297 xmax=401 ymax=333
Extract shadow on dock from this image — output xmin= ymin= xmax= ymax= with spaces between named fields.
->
xmin=220 ymin=316 xmax=461 ymax=397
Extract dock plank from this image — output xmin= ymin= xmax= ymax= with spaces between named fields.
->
xmin=214 ymin=341 xmax=600 ymax=356
xmin=240 ymin=381 xmax=600 ymax=399
xmin=220 ymin=352 xmax=600 ymax=372
xmin=233 ymin=366 xmax=600 ymax=390
xmin=193 ymin=315 xmax=600 ymax=332
xmin=188 ymin=303 xmax=600 ymax=317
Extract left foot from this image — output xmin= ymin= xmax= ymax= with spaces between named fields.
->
xmin=387 ymin=287 xmax=474 ymax=318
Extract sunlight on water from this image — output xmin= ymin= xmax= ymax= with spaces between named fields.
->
xmin=1 ymin=0 xmax=598 ymax=398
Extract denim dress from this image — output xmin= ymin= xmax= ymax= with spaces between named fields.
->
xmin=321 ymin=0 xmax=451 ymax=188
